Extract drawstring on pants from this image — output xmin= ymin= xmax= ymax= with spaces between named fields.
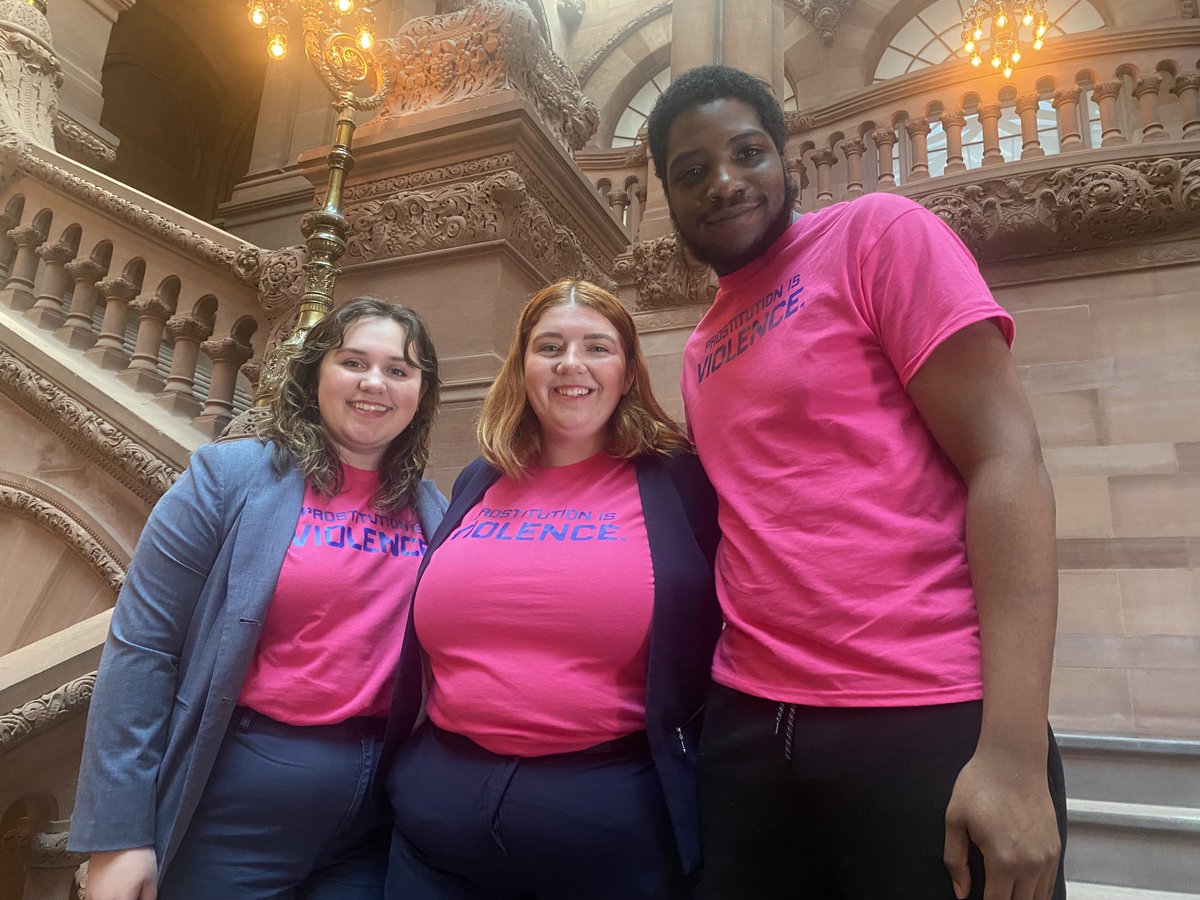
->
xmin=774 ymin=702 xmax=797 ymax=762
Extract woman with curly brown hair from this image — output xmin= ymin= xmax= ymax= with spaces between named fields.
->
xmin=70 ymin=297 xmax=447 ymax=900
xmin=381 ymin=280 xmax=722 ymax=900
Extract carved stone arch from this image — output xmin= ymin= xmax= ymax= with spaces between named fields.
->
xmin=1036 ymin=75 xmax=1060 ymax=95
xmin=924 ymin=98 xmax=946 ymax=118
xmin=4 ymin=193 xmax=24 ymax=220
xmin=88 ymin=240 xmax=113 ymax=270
xmin=0 ymin=475 xmax=128 ymax=656
xmin=1154 ymin=58 xmax=1181 ymax=78
xmin=31 ymin=208 xmax=51 ymax=234
xmin=1114 ymin=61 xmax=1143 ymax=81
xmin=119 ymin=256 xmax=146 ymax=289
xmin=577 ymin=5 xmax=671 ymax=148
xmin=826 ymin=129 xmax=847 ymax=150
xmin=154 ymin=274 xmax=181 ymax=306
xmin=230 ymin=314 xmax=258 ymax=348
xmin=56 ymin=223 xmax=82 ymax=253
xmin=186 ymin=292 xmax=218 ymax=327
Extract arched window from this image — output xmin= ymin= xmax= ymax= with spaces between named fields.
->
xmin=873 ymin=0 xmax=1105 ymax=83
xmin=611 ymin=68 xmax=799 ymax=148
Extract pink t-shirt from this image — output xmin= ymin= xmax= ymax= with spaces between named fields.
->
xmin=414 ymin=452 xmax=654 ymax=756
xmin=681 ymin=192 xmax=1014 ymax=708
xmin=238 ymin=466 xmax=426 ymax=724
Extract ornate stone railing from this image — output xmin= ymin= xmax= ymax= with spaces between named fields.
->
xmin=0 ymin=144 xmax=306 ymax=439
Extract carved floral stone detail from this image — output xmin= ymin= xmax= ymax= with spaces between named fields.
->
xmin=613 ymin=233 xmax=715 ymax=311
xmin=0 ymin=670 xmax=98 ymax=753
xmin=0 ymin=0 xmax=62 ymax=149
xmin=343 ymin=169 xmax=614 ymax=289
xmin=785 ymin=0 xmax=856 ymax=46
xmin=916 ymin=155 xmax=1200 ymax=261
xmin=784 ymin=111 xmax=817 ymax=134
xmin=340 ymin=153 xmax=518 ymax=203
xmin=233 ymin=244 xmax=306 ymax=326
xmin=0 ymin=349 xmax=179 ymax=503
xmin=52 ymin=112 xmax=116 ymax=167
xmin=2 ymin=820 xmax=88 ymax=869
xmin=377 ymin=0 xmax=598 ymax=152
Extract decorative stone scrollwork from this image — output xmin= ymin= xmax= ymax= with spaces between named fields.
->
xmin=623 ymin=143 xmax=647 ymax=166
xmin=1182 ymin=1 xmax=1197 ymax=18
xmin=233 ymin=244 xmax=306 ymax=328
xmin=340 ymin=153 xmax=518 ymax=203
xmin=784 ymin=111 xmax=816 ymax=135
xmin=52 ymin=112 xmax=117 ymax=168
xmin=0 ymin=350 xmax=179 ymax=503
xmin=0 ymin=0 xmax=62 ymax=149
xmin=613 ymin=233 xmax=715 ymax=311
xmin=0 ymin=671 xmax=98 ymax=754
xmin=343 ymin=169 xmax=613 ymax=289
xmin=785 ymin=0 xmax=856 ymax=47
xmin=2 ymin=820 xmax=87 ymax=869
xmin=916 ymin=155 xmax=1200 ymax=262
xmin=377 ymin=0 xmax=598 ymax=152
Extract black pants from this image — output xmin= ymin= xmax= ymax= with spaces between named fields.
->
xmin=385 ymin=722 xmax=688 ymax=899
xmin=697 ymin=685 xmax=1067 ymax=900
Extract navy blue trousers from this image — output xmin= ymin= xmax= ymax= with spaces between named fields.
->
xmin=697 ymin=686 xmax=1068 ymax=900
xmin=384 ymin=722 xmax=688 ymax=899
xmin=159 ymin=707 xmax=390 ymax=900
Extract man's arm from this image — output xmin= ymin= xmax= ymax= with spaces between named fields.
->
xmin=906 ymin=319 xmax=1061 ymax=900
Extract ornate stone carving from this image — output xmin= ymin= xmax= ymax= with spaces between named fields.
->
xmin=557 ymin=0 xmax=584 ymax=29
xmin=166 ymin=314 xmax=214 ymax=344
xmin=0 ymin=349 xmax=179 ymax=503
xmin=784 ymin=111 xmax=817 ymax=134
xmin=613 ymin=233 xmax=715 ymax=311
xmin=16 ymin=153 xmax=251 ymax=272
xmin=339 ymin=153 xmax=518 ymax=203
xmin=52 ymin=112 xmax=116 ymax=167
xmin=34 ymin=238 xmax=73 ymax=266
xmin=343 ymin=169 xmax=614 ymax=289
xmin=0 ymin=670 xmax=98 ymax=754
xmin=785 ymin=0 xmax=856 ymax=46
xmin=576 ymin=1 xmax=669 ymax=87
xmin=623 ymin=143 xmax=647 ymax=166
xmin=377 ymin=0 xmax=598 ymax=152
xmin=1182 ymin=0 xmax=1197 ymax=17
xmin=2 ymin=820 xmax=87 ymax=869
xmin=233 ymin=244 xmax=306 ymax=327
xmin=0 ymin=0 xmax=62 ymax=148
xmin=915 ymin=155 xmax=1200 ymax=262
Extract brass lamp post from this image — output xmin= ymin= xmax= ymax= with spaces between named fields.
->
xmin=245 ymin=0 xmax=393 ymax=399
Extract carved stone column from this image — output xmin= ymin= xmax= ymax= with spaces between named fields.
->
xmin=1132 ymin=75 xmax=1168 ymax=142
xmin=940 ymin=111 xmax=967 ymax=173
xmin=1091 ymin=81 xmax=1129 ymax=147
xmin=155 ymin=314 xmax=214 ymax=417
xmin=55 ymin=258 xmax=107 ymax=349
xmin=194 ymin=337 xmax=254 ymax=438
xmin=1172 ymin=72 xmax=1200 ymax=139
xmin=629 ymin=183 xmax=646 ymax=238
xmin=1052 ymin=87 xmax=1084 ymax=151
xmin=1015 ymin=93 xmax=1046 ymax=159
xmin=118 ymin=293 xmax=177 ymax=393
xmin=1 ymin=224 xmax=47 ymax=310
xmin=905 ymin=118 xmax=932 ymax=180
xmin=841 ymin=139 xmax=865 ymax=198
xmin=671 ymin=0 xmax=720 ymax=78
xmin=25 ymin=240 xmax=77 ymax=328
xmin=84 ymin=275 xmax=138 ymax=370
xmin=978 ymin=104 xmax=1005 ymax=166
xmin=872 ymin=128 xmax=897 ymax=188
xmin=786 ymin=156 xmax=808 ymax=205
xmin=722 ymin=0 xmax=773 ymax=87
xmin=1 ymin=819 xmax=87 ymax=900
xmin=811 ymin=148 xmax=837 ymax=205
xmin=608 ymin=189 xmax=630 ymax=229
xmin=0 ymin=207 xmax=19 ymax=279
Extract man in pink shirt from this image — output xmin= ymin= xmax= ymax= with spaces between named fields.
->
xmin=646 ymin=65 xmax=1066 ymax=900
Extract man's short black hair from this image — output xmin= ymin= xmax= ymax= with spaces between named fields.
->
xmin=646 ymin=65 xmax=789 ymax=185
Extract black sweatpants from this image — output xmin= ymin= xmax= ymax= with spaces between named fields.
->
xmin=697 ymin=684 xmax=1067 ymax=900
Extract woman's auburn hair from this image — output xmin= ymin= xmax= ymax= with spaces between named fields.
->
xmin=478 ymin=279 xmax=690 ymax=478
xmin=256 ymin=296 xmax=441 ymax=514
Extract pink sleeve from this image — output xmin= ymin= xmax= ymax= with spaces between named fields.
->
xmin=856 ymin=198 xmax=1015 ymax=386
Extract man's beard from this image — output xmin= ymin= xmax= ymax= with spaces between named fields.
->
xmin=674 ymin=175 xmax=801 ymax=275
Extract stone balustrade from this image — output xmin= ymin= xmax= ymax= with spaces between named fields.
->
xmin=0 ymin=145 xmax=268 ymax=438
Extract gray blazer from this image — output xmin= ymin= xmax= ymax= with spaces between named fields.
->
xmin=67 ymin=437 xmax=447 ymax=877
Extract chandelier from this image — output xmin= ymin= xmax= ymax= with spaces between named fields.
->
xmin=962 ymin=0 xmax=1050 ymax=80
xmin=246 ymin=0 xmax=381 ymax=61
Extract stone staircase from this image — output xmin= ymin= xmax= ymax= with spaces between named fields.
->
xmin=1061 ymin=733 xmax=1200 ymax=897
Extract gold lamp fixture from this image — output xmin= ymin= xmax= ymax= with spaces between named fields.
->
xmin=962 ymin=0 xmax=1050 ymax=80
xmin=247 ymin=0 xmax=382 ymax=61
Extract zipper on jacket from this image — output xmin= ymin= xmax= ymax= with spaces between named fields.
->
xmin=676 ymin=727 xmax=687 ymax=755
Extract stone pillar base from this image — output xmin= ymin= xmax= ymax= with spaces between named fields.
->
xmin=54 ymin=323 xmax=98 ymax=350
xmin=82 ymin=345 xmax=130 ymax=371
xmin=0 ymin=286 xmax=36 ymax=311
xmin=192 ymin=413 xmax=231 ymax=440
xmin=23 ymin=306 xmax=66 ymax=329
xmin=116 ymin=368 xmax=165 ymax=393
xmin=153 ymin=390 xmax=203 ymax=418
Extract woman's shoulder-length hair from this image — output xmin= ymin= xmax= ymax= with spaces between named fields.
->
xmin=478 ymin=279 xmax=690 ymax=479
xmin=257 ymin=296 xmax=441 ymax=513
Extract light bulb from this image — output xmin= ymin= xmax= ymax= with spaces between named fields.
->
xmin=973 ymin=26 xmax=983 ymax=40
xmin=1023 ymin=12 xmax=1033 ymax=25
xmin=1003 ymin=66 xmax=1013 ymax=78
xmin=1033 ymin=38 xmax=1043 ymax=49
xmin=358 ymin=28 xmax=373 ymax=50
xmin=965 ymin=40 xmax=975 ymax=53
xmin=1011 ymin=49 xmax=1021 ymax=62
xmin=972 ymin=54 xmax=982 ymax=66
xmin=248 ymin=3 xmax=267 ymax=27
xmin=991 ymin=55 xmax=1001 ymax=68
xmin=268 ymin=33 xmax=287 ymax=59
xmin=996 ymin=13 xmax=1006 ymax=27
xmin=335 ymin=0 xmax=354 ymax=13
xmin=1036 ymin=24 xmax=1046 ymax=37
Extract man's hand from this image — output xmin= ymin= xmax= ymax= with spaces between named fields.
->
xmin=85 ymin=847 xmax=157 ymax=900
xmin=943 ymin=748 xmax=1061 ymax=900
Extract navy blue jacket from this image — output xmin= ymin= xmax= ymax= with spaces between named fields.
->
xmin=382 ymin=450 xmax=722 ymax=874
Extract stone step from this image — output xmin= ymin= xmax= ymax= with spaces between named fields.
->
xmin=1065 ymin=798 xmax=1200 ymax=895
xmin=1058 ymin=733 xmax=1200 ymax=809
